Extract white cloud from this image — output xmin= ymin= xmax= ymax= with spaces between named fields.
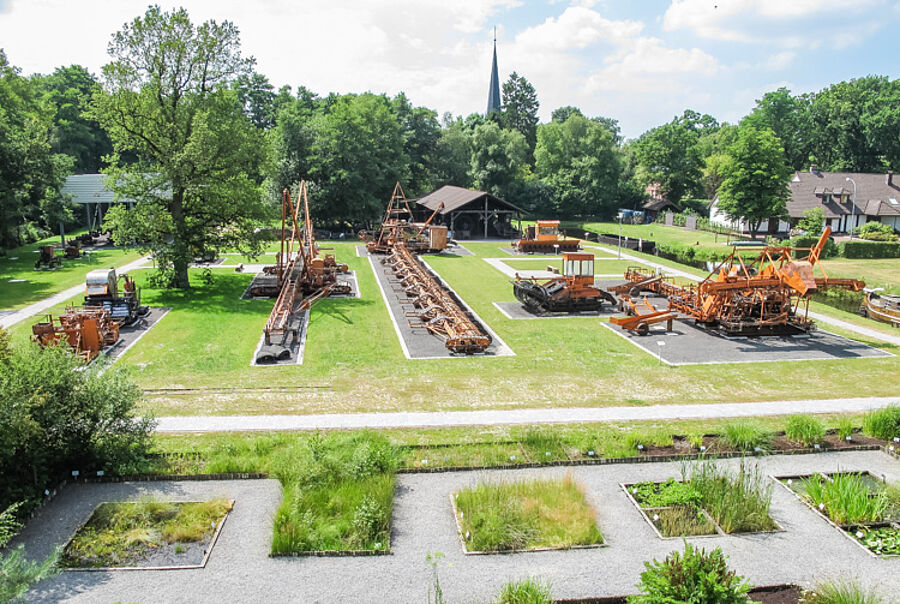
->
xmin=514 ymin=6 xmax=643 ymax=51
xmin=761 ymin=51 xmax=795 ymax=70
xmin=663 ymin=0 xmax=885 ymax=45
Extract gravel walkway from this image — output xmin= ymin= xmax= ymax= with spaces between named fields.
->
xmin=20 ymin=450 xmax=900 ymax=603
xmin=154 ymin=396 xmax=899 ymax=432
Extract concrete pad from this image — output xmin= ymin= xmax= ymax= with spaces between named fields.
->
xmin=493 ymin=301 xmax=619 ymax=320
xmin=251 ymin=309 xmax=309 ymax=366
xmin=601 ymin=320 xmax=893 ymax=366
xmin=368 ymin=255 xmax=514 ymax=359
xmin=102 ymin=307 xmax=171 ymax=362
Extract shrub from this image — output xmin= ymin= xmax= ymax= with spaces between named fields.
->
xmin=785 ymin=415 xmax=826 ymax=447
xmin=0 ymin=502 xmax=59 ymax=602
xmin=628 ymin=541 xmax=751 ymax=604
xmin=630 ymin=479 xmax=701 ymax=508
xmin=839 ymin=240 xmax=900 ymax=259
xmin=837 ymin=418 xmax=855 ymax=441
xmin=721 ymin=421 xmax=774 ymax=453
xmin=0 ymin=330 xmax=154 ymax=513
xmin=862 ymin=405 xmax=900 ymax=440
xmin=790 ymin=234 xmax=839 ymax=258
xmin=494 ymin=578 xmax=553 ymax=604
xmin=801 ymin=578 xmax=885 ymax=604
xmin=854 ymin=221 xmax=898 ymax=242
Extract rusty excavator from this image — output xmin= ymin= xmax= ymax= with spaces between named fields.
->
xmin=610 ymin=227 xmax=865 ymax=336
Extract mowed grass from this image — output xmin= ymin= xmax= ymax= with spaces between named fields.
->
xmin=817 ymin=258 xmax=899 ymax=294
xmin=565 ymin=220 xmax=748 ymax=249
xmin=116 ymin=239 xmax=900 ymax=416
xmin=0 ymin=233 xmax=143 ymax=309
xmin=454 ymin=473 xmax=603 ymax=552
xmin=60 ymin=499 xmax=232 ymax=568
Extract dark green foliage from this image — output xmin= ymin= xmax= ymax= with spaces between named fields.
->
xmin=501 ymin=72 xmax=540 ymax=160
xmin=495 ymin=578 xmax=553 ymax=604
xmin=790 ymin=234 xmax=839 ymax=258
xmin=862 ymin=405 xmax=900 ymax=440
xmin=470 ymin=121 xmax=529 ymax=199
xmin=1 ymin=504 xmax=58 ymax=603
xmin=855 ymin=222 xmax=897 ymax=242
xmin=629 ymin=542 xmax=751 ymax=604
xmin=0 ymin=50 xmax=73 ymax=249
xmin=839 ymin=240 xmax=900 ymax=259
xmin=797 ymin=207 xmax=825 ymax=236
xmin=0 ymin=331 xmax=154 ymax=512
xmin=632 ymin=120 xmax=703 ymax=204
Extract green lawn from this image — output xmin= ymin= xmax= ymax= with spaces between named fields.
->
xmin=563 ymin=220 xmax=748 ymax=250
xmin=817 ymin=258 xmax=899 ymax=293
xmin=95 ymin=239 xmax=897 ymax=417
xmin=0 ymin=234 xmax=144 ymax=310
xmin=501 ymin=258 xmax=650 ymax=275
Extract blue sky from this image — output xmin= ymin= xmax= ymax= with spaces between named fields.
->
xmin=1 ymin=0 xmax=898 ymax=138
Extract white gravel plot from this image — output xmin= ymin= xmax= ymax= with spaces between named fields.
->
xmin=20 ymin=451 xmax=900 ymax=604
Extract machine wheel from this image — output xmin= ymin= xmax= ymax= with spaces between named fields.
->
xmin=635 ymin=322 xmax=650 ymax=336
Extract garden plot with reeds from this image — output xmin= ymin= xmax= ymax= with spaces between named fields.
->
xmin=777 ymin=470 xmax=900 ymax=557
xmin=59 ymin=498 xmax=232 ymax=569
xmin=451 ymin=473 xmax=604 ymax=553
xmin=624 ymin=460 xmax=779 ymax=538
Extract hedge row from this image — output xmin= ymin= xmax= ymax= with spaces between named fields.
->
xmin=839 ymin=240 xmax=900 ymax=259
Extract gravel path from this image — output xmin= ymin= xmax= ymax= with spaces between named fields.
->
xmin=154 ymin=396 xmax=899 ymax=432
xmin=20 ymin=450 xmax=900 ymax=603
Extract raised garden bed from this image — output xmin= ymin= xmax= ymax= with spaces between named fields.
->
xmin=60 ymin=499 xmax=232 ymax=570
xmin=451 ymin=474 xmax=604 ymax=554
xmin=776 ymin=471 xmax=900 ymax=557
xmin=624 ymin=462 xmax=780 ymax=538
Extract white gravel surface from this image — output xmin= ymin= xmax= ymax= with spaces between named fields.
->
xmin=19 ymin=450 xmax=900 ymax=603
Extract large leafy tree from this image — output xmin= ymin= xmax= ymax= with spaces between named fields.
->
xmin=430 ymin=114 xmax=473 ymax=189
xmin=809 ymin=77 xmax=885 ymax=172
xmin=90 ymin=6 xmax=269 ymax=288
xmin=501 ymin=72 xmax=539 ymax=160
xmin=34 ymin=65 xmax=113 ymax=174
xmin=716 ymin=125 xmax=791 ymax=237
xmin=743 ymin=87 xmax=812 ymax=171
xmin=535 ymin=114 xmax=621 ymax=217
xmin=860 ymin=78 xmax=900 ymax=171
xmin=234 ymin=71 xmax=277 ymax=130
xmin=307 ymin=93 xmax=408 ymax=225
xmin=391 ymin=93 xmax=440 ymax=195
xmin=0 ymin=51 xmax=72 ymax=248
xmin=470 ymin=120 xmax=529 ymax=199
xmin=631 ymin=120 xmax=702 ymax=204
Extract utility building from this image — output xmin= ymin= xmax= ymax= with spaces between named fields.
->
xmin=414 ymin=185 xmax=524 ymax=239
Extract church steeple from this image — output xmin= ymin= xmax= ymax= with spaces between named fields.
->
xmin=486 ymin=28 xmax=501 ymax=116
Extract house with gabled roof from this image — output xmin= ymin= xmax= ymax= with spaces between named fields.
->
xmin=709 ymin=165 xmax=900 ymax=234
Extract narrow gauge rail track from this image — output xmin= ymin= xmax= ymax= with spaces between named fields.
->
xmin=143 ymin=386 xmax=331 ymax=395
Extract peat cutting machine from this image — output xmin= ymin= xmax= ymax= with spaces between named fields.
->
xmin=255 ymin=181 xmax=352 ymax=362
xmin=512 ymin=251 xmax=617 ymax=314
xmin=360 ymin=182 xmax=447 ymax=254
xmin=371 ymin=183 xmax=492 ymax=355
xmin=514 ymin=220 xmax=581 ymax=254
xmin=31 ymin=307 xmax=120 ymax=363
xmin=609 ymin=227 xmax=865 ymax=336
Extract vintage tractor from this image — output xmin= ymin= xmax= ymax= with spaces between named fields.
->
xmin=34 ymin=245 xmax=62 ymax=269
xmin=83 ymin=269 xmax=149 ymax=326
xmin=512 ymin=252 xmax=617 ymax=314
xmin=514 ymin=220 xmax=581 ymax=254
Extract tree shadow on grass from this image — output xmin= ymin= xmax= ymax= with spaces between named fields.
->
xmin=309 ymin=298 xmax=375 ymax=326
xmin=136 ymin=271 xmax=269 ymax=316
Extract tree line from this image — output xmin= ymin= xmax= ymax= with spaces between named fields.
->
xmin=2 ymin=6 xmax=898 ymax=286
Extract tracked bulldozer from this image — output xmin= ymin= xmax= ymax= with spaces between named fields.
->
xmin=512 ymin=252 xmax=617 ymax=314
xmin=514 ymin=220 xmax=581 ymax=254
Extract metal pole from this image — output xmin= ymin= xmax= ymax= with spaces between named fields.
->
xmin=617 ymin=214 xmax=622 ymax=259
xmin=845 ymin=177 xmax=856 ymax=239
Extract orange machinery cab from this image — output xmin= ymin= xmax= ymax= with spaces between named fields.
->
xmin=561 ymin=252 xmax=595 ymax=286
xmin=534 ymin=220 xmax=561 ymax=241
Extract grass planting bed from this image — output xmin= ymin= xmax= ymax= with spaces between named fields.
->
xmin=452 ymin=474 xmax=604 ymax=553
xmin=60 ymin=499 xmax=232 ymax=569
xmin=777 ymin=471 xmax=900 ymax=557
xmin=624 ymin=460 xmax=780 ymax=538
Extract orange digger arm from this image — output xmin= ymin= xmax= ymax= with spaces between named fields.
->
xmin=807 ymin=226 xmax=831 ymax=267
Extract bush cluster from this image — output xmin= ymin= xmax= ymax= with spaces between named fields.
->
xmin=0 ymin=329 xmax=154 ymax=514
xmin=839 ymin=240 xmax=900 ymax=258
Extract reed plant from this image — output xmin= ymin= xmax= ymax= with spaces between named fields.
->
xmin=685 ymin=460 xmax=776 ymax=533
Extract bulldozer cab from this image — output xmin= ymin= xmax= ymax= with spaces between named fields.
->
xmin=534 ymin=220 xmax=560 ymax=241
xmin=562 ymin=252 xmax=594 ymax=284
xmin=85 ymin=269 xmax=118 ymax=299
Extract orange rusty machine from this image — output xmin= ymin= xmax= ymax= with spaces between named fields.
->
xmin=514 ymin=220 xmax=581 ymax=254
xmin=609 ymin=227 xmax=864 ymax=336
xmin=512 ymin=252 xmax=617 ymax=314
xmin=31 ymin=307 xmax=120 ymax=362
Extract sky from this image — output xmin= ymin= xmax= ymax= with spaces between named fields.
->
xmin=1 ymin=0 xmax=899 ymax=139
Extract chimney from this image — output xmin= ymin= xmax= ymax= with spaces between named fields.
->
xmin=810 ymin=163 xmax=818 ymax=174
xmin=888 ymin=170 xmax=894 ymax=186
